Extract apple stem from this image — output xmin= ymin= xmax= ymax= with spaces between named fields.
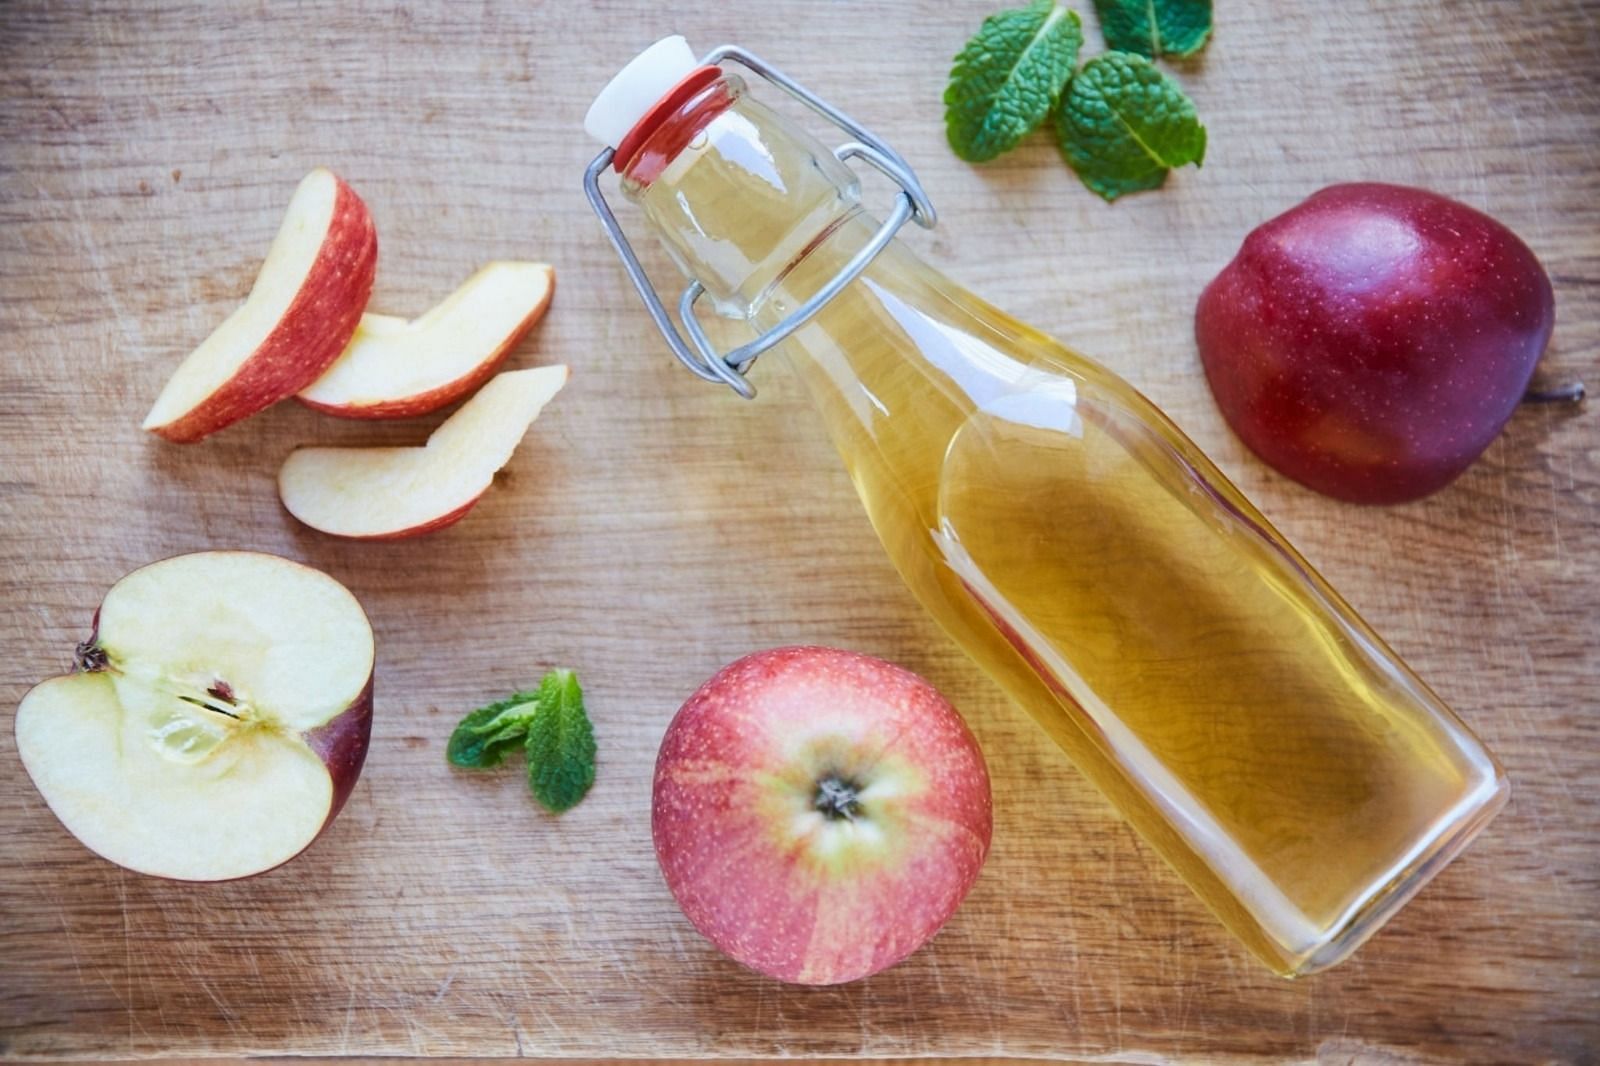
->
xmin=1522 ymin=381 xmax=1586 ymax=405
xmin=814 ymin=777 xmax=863 ymax=821
xmin=73 ymin=641 xmax=109 ymax=674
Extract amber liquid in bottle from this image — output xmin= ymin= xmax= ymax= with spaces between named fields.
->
xmin=618 ymin=75 xmax=1507 ymax=975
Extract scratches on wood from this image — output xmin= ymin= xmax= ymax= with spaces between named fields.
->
xmin=0 ymin=0 xmax=1596 ymax=1063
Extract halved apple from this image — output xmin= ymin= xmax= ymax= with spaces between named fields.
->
xmin=279 ymin=364 xmax=568 ymax=539
xmin=14 ymin=552 xmax=375 ymax=881
xmin=142 ymin=169 xmax=378 ymax=443
xmin=296 ymin=262 xmax=555 ymax=419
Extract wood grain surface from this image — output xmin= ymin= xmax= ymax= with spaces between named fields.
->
xmin=2 ymin=1 xmax=1597 ymax=1061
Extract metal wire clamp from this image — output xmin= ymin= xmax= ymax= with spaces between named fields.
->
xmin=582 ymin=45 xmax=937 ymax=398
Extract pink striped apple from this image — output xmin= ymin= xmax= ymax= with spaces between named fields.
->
xmin=652 ymin=646 xmax=992 ymax=985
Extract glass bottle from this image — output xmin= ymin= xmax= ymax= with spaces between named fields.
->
xmin=583 ymin=39 xmax=1507 ymax=976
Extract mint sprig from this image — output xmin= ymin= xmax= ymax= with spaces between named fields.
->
xmin=1092 ymin=0 xmax=1212 ymax=59
xmin=942 ymin=1 xmax=1211 ymax=200
xmin=524 ymin=669 xmax=596 ymax=813
xmin=447 ymin=692 xmax=541 ymax=768
xmin=944 ymin=0 xmax=1083 ymax=162
xmin=447 ymin=668 xmax=597 ymax=813
xmin=1055 ymin=52 xmax=1205 ymax=201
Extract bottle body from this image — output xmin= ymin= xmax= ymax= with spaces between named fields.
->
xmin=621 ymin=77 xmax=1506 ymax=975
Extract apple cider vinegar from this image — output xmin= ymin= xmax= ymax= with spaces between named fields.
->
xmin=588 ymin=44 xmax=1507 ymax=975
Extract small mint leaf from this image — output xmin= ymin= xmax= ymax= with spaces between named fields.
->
xmin=524 ymin=669 xmax=596 ymax=813
xmin=447 ymin=693 xmax=540 ymax=769
xmin=1093 ymin=0 xmax=1212 ymax=59
xmin=945 ymin=0 xmax=1083 ymax=163
xmin=1055 ymin=52 xmax=1206 ymax=201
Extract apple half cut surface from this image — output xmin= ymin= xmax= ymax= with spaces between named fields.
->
xmin=279 ymin=364 xmax=568 ymax=539
xmin=296 ymin=261 xmax=555 ymax=419
xmin=15 ymin=552 xmax=375 ymax=881
xmin=142 ymin=168 xmax=378 ymax=443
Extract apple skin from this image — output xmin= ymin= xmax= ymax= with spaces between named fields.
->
xmin=302 ymin=676 xmax=374 ymax=827
xmin=1196 ymin=182 xmax=1555 ymax=504
xmin=336 ymin=495 xmax=481 ymax=541
xmin=652 ymin=646 xmax=992 ymax=986
xmin=149 ymin=174 xmax=378 ymax=443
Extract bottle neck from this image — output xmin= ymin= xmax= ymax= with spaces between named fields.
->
xmin=619 ymin=74 xmax=863 ymax=318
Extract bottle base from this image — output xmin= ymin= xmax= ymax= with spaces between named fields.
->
xmin=1276 ymin=768 xmax=1509 ymax=978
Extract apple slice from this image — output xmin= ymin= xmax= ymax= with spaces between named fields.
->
xmin=14 ymin=552 xmax=375 ymax=881
xmin=296 ymin=262 xmax=555 ymax=419
xmin=279 ymin=364 xmax=568 ymax=539
xmin=142 ymin=169 xmax=378 ymax=443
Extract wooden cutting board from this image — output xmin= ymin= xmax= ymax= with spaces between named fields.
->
xmin=2 ymin=1 xmax=1596 ymax=1061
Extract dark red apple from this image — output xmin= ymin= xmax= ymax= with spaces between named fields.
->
xmin=1196 ymin=182 xmax=1556 ymax=504
xmin=652 ymin=646 xmax=992 ymax=985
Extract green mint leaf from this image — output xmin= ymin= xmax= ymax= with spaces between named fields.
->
xmin=1093 ymin=0 xmax=1212 ymax=59
xmin=447 ymin=693 xmax=540 ymax=769
xmin=524 ymin=668 xmax=596 ymax=813
xmin=945 ymin=0 xmax=1083 ymax=162
xmin=1055 ymin=52 xmax=1206 ymax=201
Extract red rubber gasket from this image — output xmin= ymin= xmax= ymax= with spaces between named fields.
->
xmin=613 ymin=65 xmax=722 ymax=175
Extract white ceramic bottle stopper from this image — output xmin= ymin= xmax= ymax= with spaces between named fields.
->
xmin=584 ymin=35 xmax=700 ymax=148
